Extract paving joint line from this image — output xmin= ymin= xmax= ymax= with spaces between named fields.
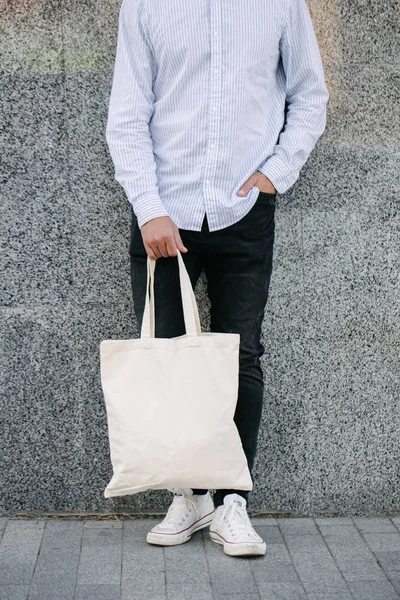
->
xmin=120 ymin=522 xmax=125 ymax=600
xmin=313 ymin=516 xmax=357 ymax=600
xmin=26 ymin=519 xmax=46 ymax=600
xmin=163 ymin=544 xmax=168 ymax=600
xmin=275 ymin=518 xmax=310 ymax=600
xmin=390 ymin=517 xmax=400 ymax=534
xmin=201 ymin=529 xmax=216 ymax=600
xmin=247 ymin=546 xmax=262 ymax=600
xmin=0 ymin=519 xmax=8 ymax=543
xmin=72 ymin=521 xmax=84 ymax=600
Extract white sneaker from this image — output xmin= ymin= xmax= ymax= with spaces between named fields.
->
xmin=209 ymin=493 xmax=266 ymax=556
xmin=146 ymin=488 xmax=215 ymax=546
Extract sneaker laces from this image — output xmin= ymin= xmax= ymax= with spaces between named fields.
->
xmin=163 ymin=489 xmax=197 ymax=526
xmin=223 ymin=500 xmax=260 ymax=540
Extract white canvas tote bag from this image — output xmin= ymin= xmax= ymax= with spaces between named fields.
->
xmin=100 ymin=249 xmax=252 ymax=497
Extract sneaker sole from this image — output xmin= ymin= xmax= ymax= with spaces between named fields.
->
xmin=209 ymin=531 xmax=266 ymax=556
xmin=146 ymin=512 xmax=215 ymax=546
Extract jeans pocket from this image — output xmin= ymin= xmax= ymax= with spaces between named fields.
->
xmin=257 ymin=190 xmax=277 ymax=200
xmin=254 ymin=192 xmax=276 ymax=234
xmin=233 ymin=194 xmax=275 ymax=242
xmin=256 ymin=191 xmax=277 ymax=214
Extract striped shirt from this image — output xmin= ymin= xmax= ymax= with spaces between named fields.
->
xmin=106 ymin=0 xmax=329 ymax=232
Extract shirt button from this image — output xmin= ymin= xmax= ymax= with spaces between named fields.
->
xmin=212 ymin=106 xmax=217 ymax=112
xmin=210 ymin=143 xmax=215 ymax=148
xmin=213 ymin=30 xmax=218 ymax=36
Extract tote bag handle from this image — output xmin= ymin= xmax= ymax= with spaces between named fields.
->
xmin=141 ymin=249 xmax=202 ymax=339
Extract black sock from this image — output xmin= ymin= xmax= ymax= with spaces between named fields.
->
xmin=213 ymin=490 xmax=248 ymax=507
xmin=191 ymin=488 xmax=208 ymax=495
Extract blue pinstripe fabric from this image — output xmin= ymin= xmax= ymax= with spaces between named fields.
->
xmin=106 ymin=0 xmax=329 ymax=232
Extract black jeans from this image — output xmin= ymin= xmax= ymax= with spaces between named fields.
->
xmin=129 ymin=191 xmax=276 ymax=507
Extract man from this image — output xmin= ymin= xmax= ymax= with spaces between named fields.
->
xmin=106 ymin=0 xmax=329 ymax=557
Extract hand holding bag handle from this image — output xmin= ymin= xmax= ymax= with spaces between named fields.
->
xmin=140 ymin=249 xmax=202 ymax=339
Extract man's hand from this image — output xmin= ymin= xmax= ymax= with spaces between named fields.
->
xmin=238 ymin=171 xmax=277 ymax=196
xmin=140 ymin=216 xmax=188 ymax=260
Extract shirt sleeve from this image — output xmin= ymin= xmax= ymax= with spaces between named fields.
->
xmin=105 ymin=0 xmax=170 ymax=228
xmin=257 ymin=0 xmax=329 ymax=194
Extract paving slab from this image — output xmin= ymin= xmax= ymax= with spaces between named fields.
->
xmin=373 ymin=551 xmax=400 ymax=575
xmin=252 ymin=561 xmax=300 ymax=584
xmin=348 ymin=580 xmax=400 ymax=600
xmin=203 ymin=535 xmax=259 ymax=595
xmin=166 ymin=583 xmax=213 ymax=600
xmin=277 ymin=518 xmax=319 ymax=536
xmin=256 ymin=582 xmax=307 ymax=600
xmin=121 ymin=578 xmax=167 ymax=600
xmin=0 ymin=521 xmax=45 ymax=586
xmin=353 ymin=517 xmax=399 ymax=534
xmin=315 ymin=518 xmax=354 ymax=527
xmin=27 ymin=581 xmax=76 ymax=600
xmin=212 ymin=595 xmax=261 ymax=600
xmin=300 ymin=581 xmax=352 ymax=596
xmin=248 ymin=517 xmax=278 ymax=527
xmin=362 ymin=532 xmax=400 ymax=552
xmin=320 ymin=526 xmax=389 ymax=583
xmin=164 ymin=534 xmax=210 ymax=585
xmin=0 ymin=586 xmax=29 ymax=600
xmin=29 ymin=521 xmax=82 ymax=589
xmin=76 ymin=521 xmax=122 ymax=586
xmin=83 ymin=521 xmax=123 ymax=530
xmin=306 ymin=590 xmax=352 ymax=600
xmin=254 ymin=526 xmax=286 ymax=545
xmin=279 ymin=531 xmax=345 ymax=585
xmin=74 ymin=584 xmax=121 ymax=600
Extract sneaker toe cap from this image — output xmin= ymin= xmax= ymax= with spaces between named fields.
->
xmin=151 ymin=522 xmax=179 ymax=534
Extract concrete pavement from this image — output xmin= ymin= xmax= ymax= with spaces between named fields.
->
xmin=0 ymin=516 xmax=399 ymax=599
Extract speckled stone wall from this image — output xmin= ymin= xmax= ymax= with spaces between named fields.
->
xmin=1 ymin=0 xmax=399 ymax=516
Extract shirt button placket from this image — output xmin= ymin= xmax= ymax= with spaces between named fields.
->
xmin=204 ymin=0 xmax=222 ymax=227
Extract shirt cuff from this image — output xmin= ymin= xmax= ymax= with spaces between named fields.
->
xmin=131 ymin=194 xmax=171 ymax=228
xmin=257 ymin=155 xmax=298 ymax=195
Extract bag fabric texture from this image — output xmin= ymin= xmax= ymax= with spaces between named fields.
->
xmin=100 ymin=249 xmax=253 ymax=497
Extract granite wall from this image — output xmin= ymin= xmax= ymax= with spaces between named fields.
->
xmin=1 ymin=0 xmax=399 ymax=516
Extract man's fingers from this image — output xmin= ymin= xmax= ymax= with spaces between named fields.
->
xmin=144 ymin=242 xmax=157 ymax=260
xmin=147 ymin=240 xmax=175 ymax=259
xmin=238 ymin=174 xmax=257 ymax=197
xmin=165 ymin=237 xmax=178 ymax=257
xmin=153 ymin=245 xmax=163 ymax=259
xmin=152 ymin=237 xmax=173 ymax=258
xmin=165 ymin=232 xmax=188 ymax=257
xmin=174 ymin=231 xmax=188 ymax=253
xmin=146 ymin=243 xmax=162 ymax=260
xmin=158 ymin=241 xmax=170 ymax=258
